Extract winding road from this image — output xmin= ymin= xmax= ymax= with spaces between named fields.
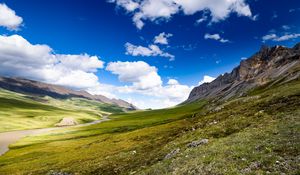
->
xmin=0 ymin=115 xmax=110 ymax=156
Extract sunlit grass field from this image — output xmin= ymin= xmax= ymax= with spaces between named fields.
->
xmin=0 ymin=89 xmax=125 ymax=132
xmin=0 ymin=79 xmax=299 ymax=174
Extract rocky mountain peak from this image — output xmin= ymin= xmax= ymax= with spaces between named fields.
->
xmin=185 ymin=43 xmax=300 ymax=103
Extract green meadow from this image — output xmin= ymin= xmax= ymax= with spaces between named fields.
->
xmin=0 ymin=89 xmax=124 ymax=132
xmin=0 ymin=79 xmax=299 ymax=174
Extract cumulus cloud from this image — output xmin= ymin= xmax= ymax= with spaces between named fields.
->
xmin=0 ymin=3 xmax=23 ymax=30
xmin=106 ymin=61 xmax=193 ymax=108
xmin=167 ymin=78 xmax=179 ymax=85
xmin=125 ymin=42 xmax=175 ymax=60
xmin=0 ymin=34 xmax=192 ymax=109
xmin=0 ymin=34 xmax=104 ymax=89
xmin=106 ymin=61 xmax=162 ymax=90
xmin=108 ymin=0 xmax=139 ymax=11
xmin=154 ymin=32 xmax=173 ymax=45
xmin=109 ymin=0 xmax=253 ymax=29
xmin=204 ymin=33 xmax=229 ymax=43
xmin=262 ymin=33 xmax=300 ymax=42
xmin=198 ymin=75 xmax=215 ymax=85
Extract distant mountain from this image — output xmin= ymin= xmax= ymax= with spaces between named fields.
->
xmin=186 ymin=43 xmax=300 ymax=103
xmin=0 ymin=76 xmax=137 ymax=110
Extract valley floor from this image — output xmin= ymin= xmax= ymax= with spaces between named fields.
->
xmin=0 ymin=115 xmax=110 ymax=156
xmin=0 ymin=80 xmax=299 ymax=174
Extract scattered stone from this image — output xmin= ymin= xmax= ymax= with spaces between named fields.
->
xmin=187 ymin=139 xmax=209 ymax=148
xmin=208 ymin=120 xmax=218 ymax=125
xmin=55 ymin=117 xmax=78 ymax=127
xmin=164 ymin=148 xmax=180 ymax=160
xmin=241 ymin=161 xmax=261 ymax=173
xmin=254 ymin=110 xmax=265 ymax=117
xmin=213 ymin=106 xmax=224 ymax=112
xmin=249 ymin=161 xmax=261 ymax=169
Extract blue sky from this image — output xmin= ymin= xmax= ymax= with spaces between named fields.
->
xmin=0 ymin=0 xmax=299 ymax=108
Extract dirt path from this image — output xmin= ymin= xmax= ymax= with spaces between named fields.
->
xmin=0 ymin=115 xmax=110 ymax=156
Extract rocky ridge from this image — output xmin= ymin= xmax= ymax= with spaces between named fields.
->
xmin=0 ymin=76 xmax=137 ymax=110
xmin=186 ymin=43 xmax=300 ymax=103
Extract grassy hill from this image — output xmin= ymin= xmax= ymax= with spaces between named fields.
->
xmin=0 ymin=79 xmax=299 ymax=174
xmin=0 ymin=88 xmax=125 ymax=132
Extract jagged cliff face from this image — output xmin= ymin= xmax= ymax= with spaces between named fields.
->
xmin=0 ymin=76 xmax=137 ymax=110
xmin=186 ymin=43 xmax=300 ymax=103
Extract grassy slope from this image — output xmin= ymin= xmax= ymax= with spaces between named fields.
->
xmin=0 ymin=80 xmax=299 ymax=174
xmin=0 ymin=89 xmax=124 ymax=132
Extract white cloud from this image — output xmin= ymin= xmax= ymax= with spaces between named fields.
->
xmin=196 ymin=15 xmax=208 ymax=24
xmin=132 ymin=0 xmax=178 ymax=29
xmin=204 ymin=33 xmax=229 ymax=43
xmin=154 ymin=32 xmax=173 ymax=45
xmin=251 ymin=14 xmax=259 ymax=21
xmin=125 ymin=42 xmax=175 ymax=61
xmin=198 ymin=75 xmax=215 ymax=85
xmin=110 ymin=0 xmax=253 ymax=29
xmin=0 ymin=3 xmax=23 ymax=30
xmin=282 ymin=25 xmax=291 ymax=30
xmin=262 ymin=33 xmax=300 ymax=42
xmin=108 ymin=0 xmax=139 ymax=11
xmin=106 ymin=61 xmax=162 ymax=90
xmin=262 ymin=34 xmax=277 ymax=41
xmin=0 ymin=35 xmax=194 ymax=109
xmin=167 ymin=78 xmax=179 ymax=85
xmin=205 ymin=33 xmax=221 ymax=40
xmin=106 ymin=61 xmax=193 ymax=108
xmin=0 ymin=34 xmax=104 ymax=89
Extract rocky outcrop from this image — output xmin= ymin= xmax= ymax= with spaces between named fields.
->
xmin=187 ymin=139 xmax=209 ymax=148
xmin=0 ymin=76 xmax=137 ymax=110
xmin=164 ymin=148 xmax=180 ymax=160
xmin=186 ymin=43 xmax=300 ymax=103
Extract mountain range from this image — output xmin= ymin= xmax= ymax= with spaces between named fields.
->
xmin=187 ymin=43 xmax=300 ymax=103
xmin=0 ymin=76 xmax=137 ymax=110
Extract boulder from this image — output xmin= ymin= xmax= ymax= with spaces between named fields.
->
xmin=164 ymin=148 xmax=180 ymax=160
xmin=187 ymin=139 xmax=209 ymax=148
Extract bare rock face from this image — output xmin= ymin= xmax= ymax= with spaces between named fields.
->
xmin=186 ymin=43 xmax=300 ymax=103
xmin=54 ymin=117 xmax=78 ymax=127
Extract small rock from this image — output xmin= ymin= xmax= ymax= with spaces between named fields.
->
xmin=213 ymin=106 xmax=224 ymax=112
xmin=249 ymin=161 xmax=261 ymax=169
xmin=164 ymin=148 xmax=180 ymax=159
xmin=187 ymin=139 xmax=209 ymax=148
xmin=209 ymin=120 xmax=218 ymax=125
